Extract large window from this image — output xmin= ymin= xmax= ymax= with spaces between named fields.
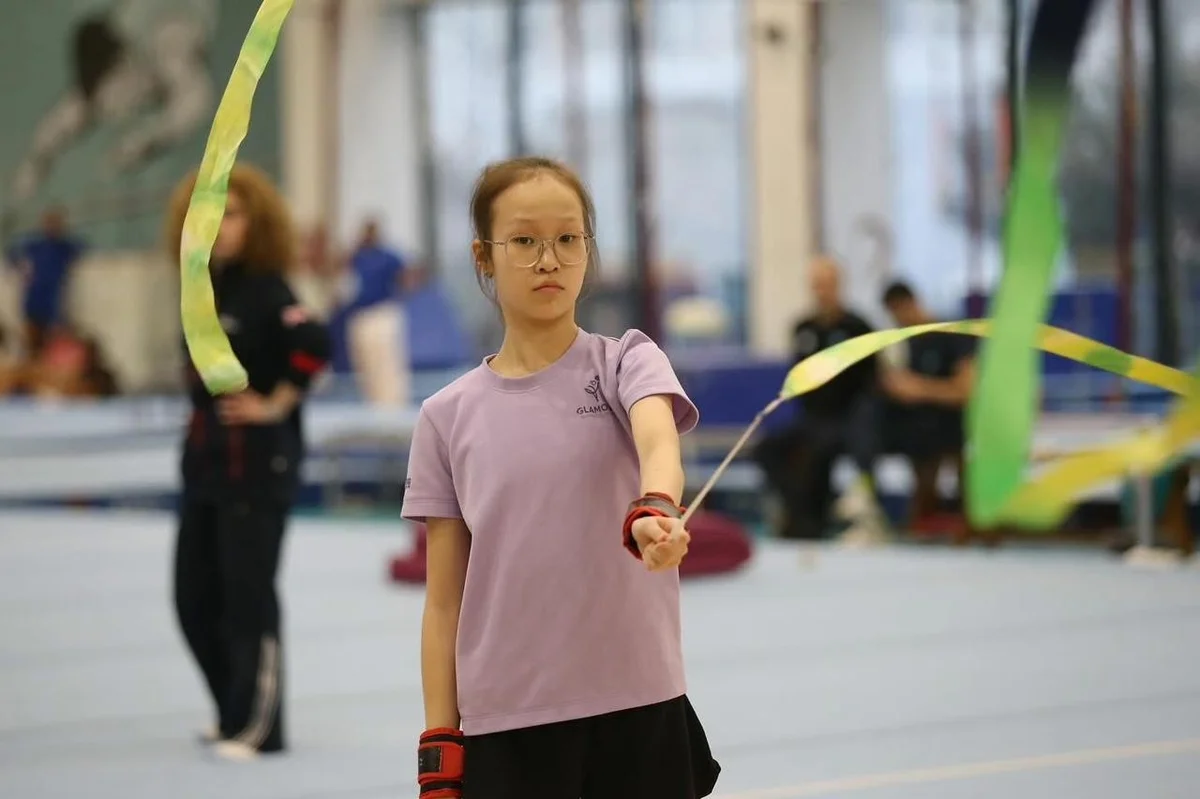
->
xmin=423 ymin=0 xmax=748 ymax=352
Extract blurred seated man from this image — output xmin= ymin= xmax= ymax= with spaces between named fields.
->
xmin=879 ymin=281 xmax=975 ymax=538
xmin=753 ymin=256 xmax=888 ymax=542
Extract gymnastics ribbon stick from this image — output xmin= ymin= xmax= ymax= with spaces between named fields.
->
xmin=680 ymin=321 xmax=1196 ymax=527
xmin=179 ymin=0 xmax=295 ymax=395
xmin=966 ymin=0 xmax=1099 ymax=528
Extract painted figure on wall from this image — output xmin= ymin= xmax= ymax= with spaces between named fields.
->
xmin=4 ymin=0 xmax=217 ymax=229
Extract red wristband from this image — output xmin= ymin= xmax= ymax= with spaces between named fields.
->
xmin=622 ymin=492 xmax=685 ymax=559
xmin=418 ymin=727 xmax=464 ymax=798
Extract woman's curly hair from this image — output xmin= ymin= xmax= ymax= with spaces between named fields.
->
xmin=164 ymin=162 xmax=296 ymax=274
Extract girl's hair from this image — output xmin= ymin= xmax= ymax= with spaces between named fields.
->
xmin=470 ymin=157 xmax=599 ymax=299
xmin=164 ymin=163 xmax=296 ymax=274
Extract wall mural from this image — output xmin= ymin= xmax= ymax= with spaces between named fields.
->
xmin=0 ymin=0 xmax=280 ymax=251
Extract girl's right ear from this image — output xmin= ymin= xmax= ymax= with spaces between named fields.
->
xmin=471 ymin=240 xmax=490 ymax=277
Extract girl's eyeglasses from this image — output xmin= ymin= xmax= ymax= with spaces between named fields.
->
xmin=484 ymin=233 xmax=592 ymax=269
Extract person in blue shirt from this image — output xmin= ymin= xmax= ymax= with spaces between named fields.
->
xmin=6 ymin=207 xmax=85 ymax=356
xmin=340 ymin=218 xmax=413 ymax=406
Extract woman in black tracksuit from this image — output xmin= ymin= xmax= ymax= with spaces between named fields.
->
xmin=165 ymin=163 xmax=330 ymax=760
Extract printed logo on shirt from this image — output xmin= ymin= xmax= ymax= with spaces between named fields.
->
xmin=577 ymin=374 xmax=611 ymax=416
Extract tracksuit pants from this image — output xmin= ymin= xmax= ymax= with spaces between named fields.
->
xmin=173 ymin=497 xmax=288 ymax=753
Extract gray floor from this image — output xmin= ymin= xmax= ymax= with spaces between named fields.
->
xmin=2 ymin=509 xmax=1200 ymax=798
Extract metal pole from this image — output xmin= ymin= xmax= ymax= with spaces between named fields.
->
xmin=623 ymin=0 xmax=659 ymax=340
xmin=1148 ymin=0 xmax=1181 ymax=366
xmin=561 ymin=0 xmax=588 ymax=172
xmin=324 ymin=0 xmax=344 ymax=237
xmin=506 ymin=0 xmax=527 ymax=155
xmin=1115 ymin=0 xmax=1137 ymax=356
xmin=959 ymin=0 xmax=984 ymax=297
xmin=1004 ymin=0 xmax=1020 ymax=180
xmin=410 ymin=1 xmax=439 ymax=274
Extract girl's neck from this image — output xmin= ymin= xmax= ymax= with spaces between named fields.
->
xmin=490 ymin=314 xmax=580 ymax=377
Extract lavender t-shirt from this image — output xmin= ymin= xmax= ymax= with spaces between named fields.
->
xmin=401 ymin=328 xmax=699 ymax=736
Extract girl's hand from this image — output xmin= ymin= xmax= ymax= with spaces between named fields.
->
xmin=218 ymin=390 xmax=282 ymax=425
xmin=631 ymin=515 xmax=691 ymax=572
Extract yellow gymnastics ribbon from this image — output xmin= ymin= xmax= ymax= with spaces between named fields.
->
xmin=179 ymin=0 xmax=294 ymax=395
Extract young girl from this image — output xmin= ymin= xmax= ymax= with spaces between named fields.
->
xmin=402 ymin=157 xmax=721 ymax=799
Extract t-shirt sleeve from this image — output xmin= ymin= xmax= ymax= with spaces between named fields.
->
xmin=615 ymin=330 xmax=699 ymax=435
xmin=401 ymin=408 xmax=463 ymax=523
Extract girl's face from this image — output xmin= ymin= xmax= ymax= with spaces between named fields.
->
xmin=212 ymin=190 xmax=250 ymax=263
xmin=475 ymin=174 xmax=589 ymax=325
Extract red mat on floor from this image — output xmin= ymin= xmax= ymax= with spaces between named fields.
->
xmin=390 ymin=510 xmax=753 ymax=583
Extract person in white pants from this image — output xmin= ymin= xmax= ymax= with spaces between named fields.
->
xmin=341 ymin=220 xmax=412 ymax=407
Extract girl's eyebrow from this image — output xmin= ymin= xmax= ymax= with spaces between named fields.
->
xmin=506 ymin=214 xmax=582 ymax=223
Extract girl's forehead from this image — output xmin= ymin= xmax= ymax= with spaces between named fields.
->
xmin=493 ymin=176 xmax=583 ymax=222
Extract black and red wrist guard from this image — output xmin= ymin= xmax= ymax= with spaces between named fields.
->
xmin=622 ymin=492 xmax=685 ymax=559
xmin=418 ymin=727 xmax=464 ymax=798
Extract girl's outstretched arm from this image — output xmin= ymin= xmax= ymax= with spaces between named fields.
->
xmin=630 ymin=394 xmax=685 ymax=504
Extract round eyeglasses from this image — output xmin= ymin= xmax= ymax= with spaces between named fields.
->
xmin=484 ymin=233 xmax=592 ymax=269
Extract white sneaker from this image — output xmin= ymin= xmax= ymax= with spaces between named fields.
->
xmin=835 ymin=483 xmax=892 ymax=549
xmin=213 ymin=740 xmax=260 ymax=761
xmin=837 ymin=518 xmax=892 ymax=548
xmin=834 ymin=480 xmax=873 ymax=522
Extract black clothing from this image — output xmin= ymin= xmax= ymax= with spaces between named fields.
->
xmin=882 ymin=331 xmax=976 ymax=460
xmin=181 ymin=263 xmax=330 ymax=504
xmin=462 ymin=696 xmax=720 ymax=799
xmin=174 ymin=497 xmax=288 ymax=752
xmin=756 ymin=393 xmax=879 ymax=539
xmin=789 ymin=311 xmax=878 ymax=419
xmin=174 ymin=262 xmax=329 ymax=753
xmin=878 ymin=331 xmax=976 ymax=526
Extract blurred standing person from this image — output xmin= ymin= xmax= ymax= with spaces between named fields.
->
xmin=165 ymin=164 xmax=331 ymax=760
xmin=339 ymin=218 xmax=414 ymax=406
xmin=5 ymin=207 xmax=85 ymax=356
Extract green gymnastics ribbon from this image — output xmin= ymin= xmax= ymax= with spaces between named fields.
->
xmin=965 ymin=0 xmax=1100 ymax=527
xmin=179 ymin=0 xmax=294 ymax=395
